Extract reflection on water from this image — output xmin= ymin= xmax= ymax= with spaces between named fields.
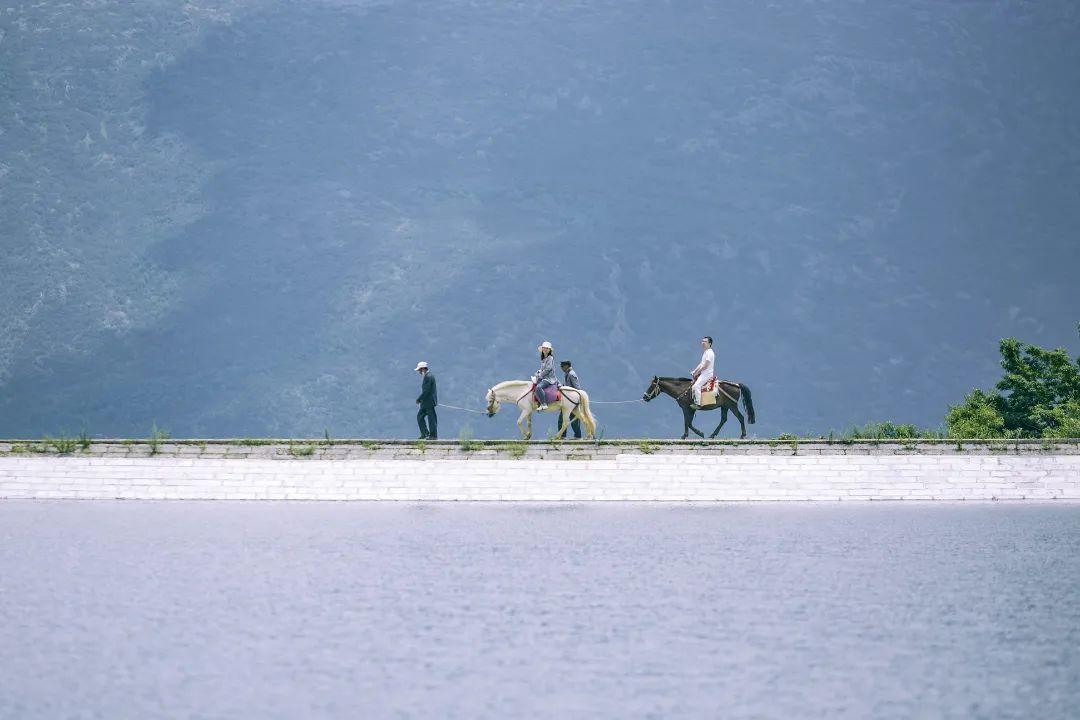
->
xmin=1 ymin=502 xmax=1078 ymax=718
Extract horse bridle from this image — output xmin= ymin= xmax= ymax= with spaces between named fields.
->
xmin=644 ymin=377 xmax=694 ymax=403
xmin=643 ymin=378 xmax=662 ymax=402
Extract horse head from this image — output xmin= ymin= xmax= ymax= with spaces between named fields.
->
xmin=485 ymin=388 xmax=501 ymax=417
xmin=643 ymin=376 xmax=661 ymax=402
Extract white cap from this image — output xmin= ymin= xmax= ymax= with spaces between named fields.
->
xmin=414 ymin=361 xmax=428 ymax=371
xmin=538 ymin=341 xmax=553 ymax=351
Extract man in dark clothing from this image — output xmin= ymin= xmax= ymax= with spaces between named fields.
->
xmin=414 ymin=361 xmax=438 ymax=439
xmin=557 ymin=360 xmax=583 ymax=439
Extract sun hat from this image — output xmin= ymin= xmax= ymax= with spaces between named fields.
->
xmin=414 ymin=361 xmax=429 ymax=371
xmin=538 ymin=341 xmax=553 ymax=351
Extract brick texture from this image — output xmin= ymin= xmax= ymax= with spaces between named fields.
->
xmin=1 ymin=441 xmax=1078 ymax=501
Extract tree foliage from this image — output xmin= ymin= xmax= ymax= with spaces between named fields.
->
xmin=945 ymin=389 xmax=1005 ymax=439
xmin=946 ymin=335 xmax=1080 ymax=438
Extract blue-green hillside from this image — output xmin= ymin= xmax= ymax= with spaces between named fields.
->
xmin=1 ymin=1 xmax=1077 ymax=438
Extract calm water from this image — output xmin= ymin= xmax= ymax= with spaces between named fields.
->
xmin=1 ymin=502 xmax=1078 ymax=719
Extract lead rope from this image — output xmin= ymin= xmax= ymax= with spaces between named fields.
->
xmin=437 ymin=403 xmax=487 ymax=414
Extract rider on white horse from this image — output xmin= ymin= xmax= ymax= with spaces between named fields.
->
xmin=534 ymin=341 xmax=558 ymax=410
xmin=690 ymin=335 xmax=715 ymax=409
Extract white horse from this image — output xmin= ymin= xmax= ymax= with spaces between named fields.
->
xmin=485 ymin=380 xmax=598 ymax=440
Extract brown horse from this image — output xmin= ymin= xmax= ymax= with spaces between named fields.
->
xmin=642 ymin=376 xmax=756 ymax=439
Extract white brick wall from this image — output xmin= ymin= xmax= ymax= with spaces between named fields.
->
xmin=1 ymin=453 xmax=1078 ymax=501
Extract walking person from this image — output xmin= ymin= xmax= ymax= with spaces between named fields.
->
xmin=690 ymin=336 xmax=715 ymax=410
xmin=557 ymin=359 xmax=583 ymax=439
xmin=415 ymin=361 xmax=438 ymax=439
xmin=533 ymin=341 xmax=558 ymax=411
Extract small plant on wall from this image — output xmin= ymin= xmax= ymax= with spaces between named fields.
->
xmin=459 ymin=427 xmax=483 ymax=452
xmin=148 ymin=422 xmax=169 ymax=456
xmin=638 ymin=439 xmax=658 ymax=455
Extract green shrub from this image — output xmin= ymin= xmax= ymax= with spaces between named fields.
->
xmin=840 ymin=422 xmax=929 ymax=440
xmin=946 ymin=389 xmax=1006 ymax=439
xmin=1040 ymin=401 xmax=1080 ymax=439
xmin=995 ymin=338 xmax=1080 ymax=437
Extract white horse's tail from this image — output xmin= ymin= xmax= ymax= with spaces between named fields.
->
xmin=576 ymin=389 xmax=598 ymax=439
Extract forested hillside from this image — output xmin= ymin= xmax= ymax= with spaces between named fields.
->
xmin=2 ymin=1 xmax=1077 ymax=438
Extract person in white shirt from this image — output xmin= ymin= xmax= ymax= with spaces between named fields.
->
xmin=690 ymin=335 xmax=715 ymax=409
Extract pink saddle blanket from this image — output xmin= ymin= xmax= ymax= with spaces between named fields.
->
xmin=531 ymin=383 xmax=561 ymax=404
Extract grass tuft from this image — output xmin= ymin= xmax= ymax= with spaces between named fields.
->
xmin=148 ymin=422 xmax=169 ymax=455
xmin=459 ymin=427 xmax=483 ymax=452
xmin=288 ymin=441 xmax=316 ymax=457
xmin=232 ymin=438 xmax=274 ymax=447
xmin=45 ymin=432 xmax=78 ymax=454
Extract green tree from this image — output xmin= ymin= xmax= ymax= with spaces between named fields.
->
xmin=995 ymin=338 xmax=1080 ymax=437
xmin=945 ymin=389 xmax=1006 ymax=439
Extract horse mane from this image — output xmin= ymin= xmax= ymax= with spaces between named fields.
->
xmin=491 ymin=379 xmax=531 ymax=391
xmin=658 ymin=376 xmax=693 ymax=383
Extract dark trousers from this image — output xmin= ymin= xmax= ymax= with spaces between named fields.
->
xmin=417 ymin=406 xmax=438 ymax=439
xmin=558 ymin=411 xmax=582 ymax=439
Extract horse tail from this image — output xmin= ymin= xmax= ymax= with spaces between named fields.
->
xmin=577 ymin=390 xmax=598 ymax=439
xmin=740 ymin=383 xmax=756 ymax=424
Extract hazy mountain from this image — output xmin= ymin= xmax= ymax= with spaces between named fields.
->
xmin=2 ymin=0 xmax=1078 ymax=439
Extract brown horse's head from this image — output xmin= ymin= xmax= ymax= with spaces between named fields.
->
xmin=642 ymin=376 xmax=662 ymax=402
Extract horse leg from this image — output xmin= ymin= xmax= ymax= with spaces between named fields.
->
xmin=712 ymin=405 xmax=730 ymax=440
xmin=686 ymin=408 xmax=705 ymax=438
xmin=680 ymin=406 xmax=690 ymax=440
xmin=730 ymin=405 xmax=747 ymax=438
xmin=554 ymin=403 xmax=570 ymax=439
xmin=517 ymin=408 xmax=532 ymax=440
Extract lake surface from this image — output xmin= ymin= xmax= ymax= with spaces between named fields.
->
xmin=1 ymin=502 xmax=1078 ymax=719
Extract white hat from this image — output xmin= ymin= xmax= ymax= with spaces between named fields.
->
xmin=538 ymin=341 xmax=553 ymax=351
xmin=414 ymin=361 xmax=428 ymax=371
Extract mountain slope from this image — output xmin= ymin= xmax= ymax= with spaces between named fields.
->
xmin=1 ymin=0 xmax=1078 ymax=438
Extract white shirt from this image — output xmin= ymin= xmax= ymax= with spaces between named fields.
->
xmin=697 ymin=348 xmax=715 ymax=378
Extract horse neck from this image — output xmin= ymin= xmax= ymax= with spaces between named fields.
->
xmin=659 ymin=378 xmax=691 ymax=398
xmin=494 ymin=380 xmax=531 ymax=401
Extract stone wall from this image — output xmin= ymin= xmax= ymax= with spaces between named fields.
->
xmin=1 ymin=439 xmax=1077 ymax=501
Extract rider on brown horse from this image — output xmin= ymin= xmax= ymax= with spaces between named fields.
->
xmin=643 ymin=375 xmax=756 ymax=440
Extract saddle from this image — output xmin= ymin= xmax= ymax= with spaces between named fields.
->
xmin=700 ymin=379 xmax=736 ymax=407
xmin=530 ymin=383 xmax=561 ymax=405
xmin=700 ymin=379 xmax=718 ymax=407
